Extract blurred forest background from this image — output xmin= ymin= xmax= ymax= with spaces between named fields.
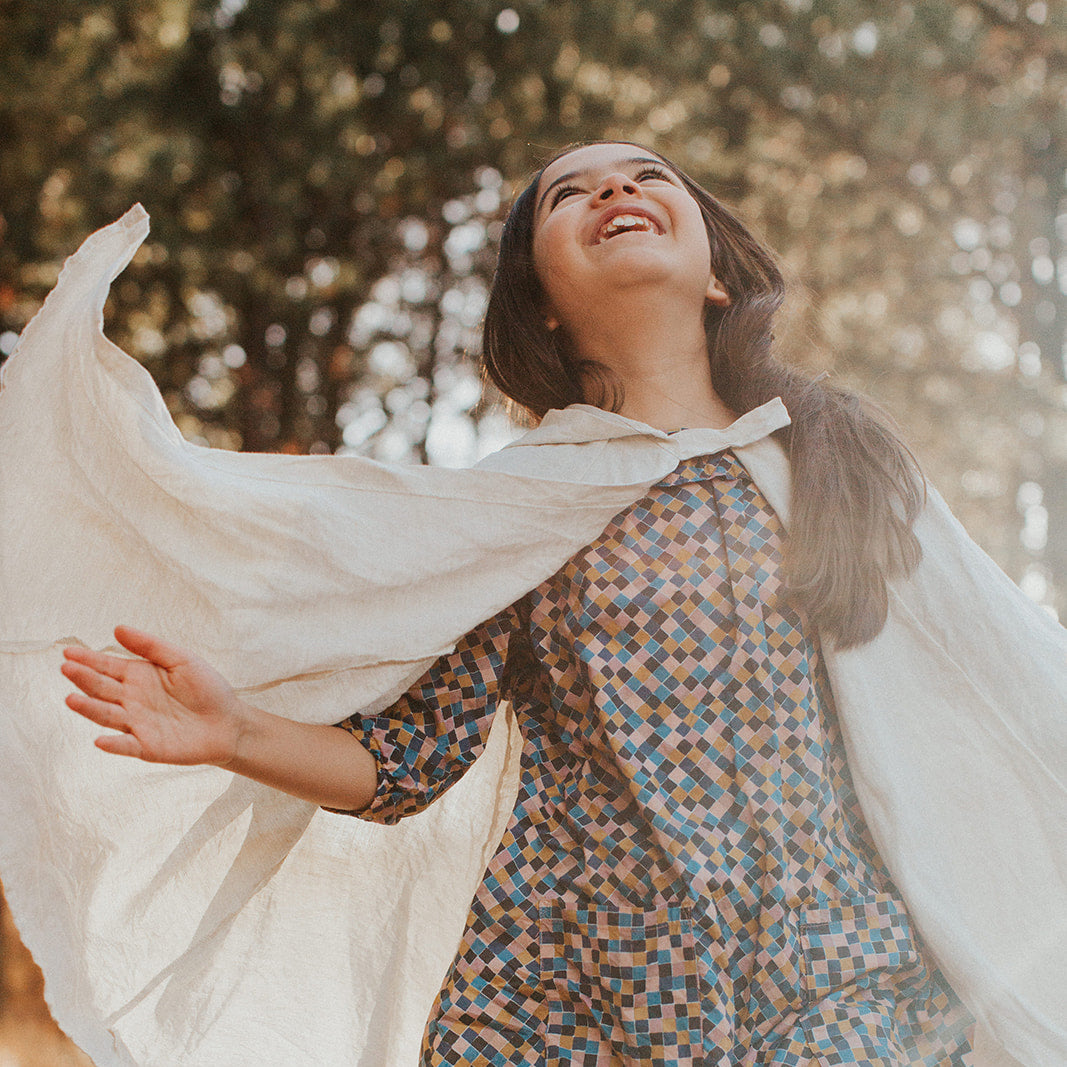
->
xmin=1 ymin=0 xmax=1066 ymax=1062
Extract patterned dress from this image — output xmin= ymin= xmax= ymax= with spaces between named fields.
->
xmin=337 ymin=450 xmax=973 ymax=1066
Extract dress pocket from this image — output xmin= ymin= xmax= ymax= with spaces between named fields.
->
xmin=796 ymin=893 xmax=923 ymax=1002
xmin=538 ymin=900 xmax=704 ymax=1066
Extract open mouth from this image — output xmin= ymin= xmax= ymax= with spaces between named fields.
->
xmin=595 ymin=213 xmax=663 ymax=243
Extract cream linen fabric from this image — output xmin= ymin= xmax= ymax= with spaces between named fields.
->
xmin=0 ymin=207 xmax=1063 ymax=1065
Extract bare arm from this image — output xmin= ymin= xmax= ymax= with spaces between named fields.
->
xmin=61 ymin=625 xmax=377 ymax=812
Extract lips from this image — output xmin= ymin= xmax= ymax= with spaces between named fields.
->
xmin=592 ymin=205 xmax=664 ymax=244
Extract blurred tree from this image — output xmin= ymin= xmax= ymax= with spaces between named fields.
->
xmin=2 ymin=1 xmax=1067 ymax=1060
xmin=2 ymin=0 xmax=1064 ymax=598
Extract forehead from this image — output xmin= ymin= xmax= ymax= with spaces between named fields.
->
xmin=536 ymin=143 xmax=668 ymax=197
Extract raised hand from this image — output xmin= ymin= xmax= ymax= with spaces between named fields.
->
xmin=63 ymin=625 xmax=378 ymax=809
xmin=62 ymin=625 xmax=247 ymax=766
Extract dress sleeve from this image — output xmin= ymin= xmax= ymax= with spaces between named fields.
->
xmin=329 ymin=606 xmax=518 ymax=824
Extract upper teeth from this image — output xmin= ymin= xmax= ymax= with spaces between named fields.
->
xmin=600 ymin=214 xmax=655 ymax=240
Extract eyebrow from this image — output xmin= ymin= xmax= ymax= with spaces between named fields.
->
xmin=536 ymin=156 xmax=667 ymax=214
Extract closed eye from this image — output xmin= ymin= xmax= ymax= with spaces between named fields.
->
xmin=635 ymin=165 xmax=672 ymax=182
xmin=549 ymin=184 xmax=583 ymax=208
xmin=546 ymin=164 xmax=674 ymax=211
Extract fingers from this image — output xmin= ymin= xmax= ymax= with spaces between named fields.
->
xmin=65 ymin=689 xmax=131 ymax=733
xmin=62 ymin=629 xmax=184 ymax=763
xmin=62 ymin=626 xmax=188 ymax=674
xmin=67 ymin=689 xmax=142 ymax=758
xmin=62 ymin=644 xmax=129 ymax=681
xmin=65 ymin=688 xmax=143 ymax=757
xmin=60 ymin=659 xmax=124 ymax=704
xmin=113 ymin=625 xmax=187 ymax=670
xmin=95 ymin=733 xmax=144 ymax=759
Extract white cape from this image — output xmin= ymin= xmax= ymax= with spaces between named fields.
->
xmin=0 ymin=208 xmax=1064 ymax=1066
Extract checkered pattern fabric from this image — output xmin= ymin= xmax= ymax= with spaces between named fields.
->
xmin=798 ymin=896 xmax=922 ymax=1000
xmin=539 ymin=903 xmax=704 ymax=1066
xmin=339 ymin=451 xmax=973 ymax=1065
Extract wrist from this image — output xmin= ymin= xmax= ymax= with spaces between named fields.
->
xmin=215 ymin=696 xmax=264 ymax=772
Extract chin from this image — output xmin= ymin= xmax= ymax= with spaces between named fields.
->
xmin=599 ymin=261 xmax=703 ymax=300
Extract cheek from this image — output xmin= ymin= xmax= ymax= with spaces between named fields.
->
xmin=679 ymin=205 xmax=713 ymax=272
xmin=532 ymin=227 xmax=576 ymax=305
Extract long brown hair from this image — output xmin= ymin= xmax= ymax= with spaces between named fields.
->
xmin=482 ymin=143 xmax=924 ymax=649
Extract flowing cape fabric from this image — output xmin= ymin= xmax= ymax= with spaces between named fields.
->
xmin=0 ymin=208 xmax=1064 ymax=1066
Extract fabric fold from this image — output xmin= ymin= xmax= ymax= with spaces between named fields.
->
xmin=0 ymin=209 xmax=1064 ymax=1066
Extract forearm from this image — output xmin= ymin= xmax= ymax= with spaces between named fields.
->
xmin=225 ymin=701 xmax=378 ymax=812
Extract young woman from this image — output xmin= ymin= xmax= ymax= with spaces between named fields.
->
xmin=56 ymin=143 xmax=981 ymax=1065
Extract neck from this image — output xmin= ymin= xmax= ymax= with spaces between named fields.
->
xmin=566 ymin=292 xmax=736 ymax=431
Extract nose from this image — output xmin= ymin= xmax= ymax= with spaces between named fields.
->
xmin=595 ymin=173 xmax=639 ymax=200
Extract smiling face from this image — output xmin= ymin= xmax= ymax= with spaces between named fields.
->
xmin=482 ymin=143 xmax=786 ymax=419
xmin=530 ymin=143 xmax=730 ymax=332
